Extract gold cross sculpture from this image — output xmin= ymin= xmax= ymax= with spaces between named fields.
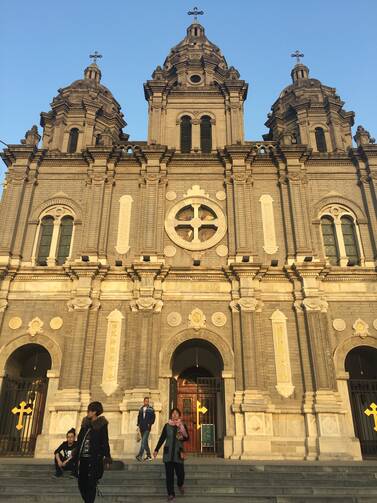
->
xmin=12 ymin=401 xmax=32 ymax=431
xmin=196 ymin=400 xmax=208 ymax=430
xmin=364 ymin=402 xmax=377 ymax=432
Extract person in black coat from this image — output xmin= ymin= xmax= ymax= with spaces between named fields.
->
xmin=136 ymin=397 xmax=155 ymax=461
xmin=54 ymin=428 xmax=77 ymax=477
xmin=74 ymin=401 xmax=112 ymax=503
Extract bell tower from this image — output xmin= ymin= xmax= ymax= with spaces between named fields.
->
xmin=264 ymin=51 xmax=354 ymax=152
xmin=144 ymin=11 xmax=248 ymax=151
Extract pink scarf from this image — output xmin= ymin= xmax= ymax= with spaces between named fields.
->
xmin=168 ymin=419 xmax=187 ymax=438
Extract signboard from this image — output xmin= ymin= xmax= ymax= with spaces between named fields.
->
xmin=201 ymin=423 xmax=215 ymax=452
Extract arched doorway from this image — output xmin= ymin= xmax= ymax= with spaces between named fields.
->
xmin=170 ymin=339 xmax=225 ymax=456
xmin=0 ymin=344 xmax=51 ymax=456
xmin=346 ymin=346 xmax=377 ymax=458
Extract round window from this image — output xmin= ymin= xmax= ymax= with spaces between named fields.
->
xmin=165 ymin=196 xmax=227 ymax=251
xmin=190 ymin=74 xmax=201 ymax=84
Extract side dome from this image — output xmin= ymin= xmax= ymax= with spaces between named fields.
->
xmin=264 ymin=61 xmax=354 ymax=153
xmin=40 ymin=62 xmax=127 ymax=153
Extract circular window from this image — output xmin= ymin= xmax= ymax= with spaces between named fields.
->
xmin=190 ymin=74 xmax=202 ymax=84
xmin=165 ymin=196 xmax=227 ymax=251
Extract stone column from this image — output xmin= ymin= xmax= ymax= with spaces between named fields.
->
xmin=54 ymin=265 xmax=101 ymax=428
xmin=0 ymin=146 xmax=36 ymax=263
xmin=278 ymin=169 xmax=295 ymax=262
xmin=82 ymin=160 xmax=108 ymax=259
xmin=140 ymin=148 xmax=169 ymax=257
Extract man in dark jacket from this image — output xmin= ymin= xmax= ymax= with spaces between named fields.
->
xmin=136 ymin=397 xmax=155 ymax=461
xmin=54 ymin=428 xmax=77 ymax=477
xmin=74 ymin=401 xmax=112 ymax=503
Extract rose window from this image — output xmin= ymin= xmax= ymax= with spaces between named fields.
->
xmin=165 ymin=196 xmax=227 ymax=251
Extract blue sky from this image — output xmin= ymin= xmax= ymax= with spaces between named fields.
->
xmin=1 ymin=0 xmax=376 ymax=178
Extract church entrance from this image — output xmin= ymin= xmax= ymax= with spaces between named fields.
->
xmin=0 ymin=344 xmax=51 ymax=456
xmin=346 ymin=346 xmax=377 ymax=458
xmin=170 ymin=339 xmax=225 ymax=456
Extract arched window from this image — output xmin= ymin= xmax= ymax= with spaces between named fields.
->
xmin=200 ymin=116 xmax=212 ymax=153
xmin=180 ymin=116 xmax=192 ymax=153
xmin=320 ymin=216 xmax=339 ymax=265
xmin=37 ymin=216 xmax=54 ymax=265
xmin=67 ymin=128 xmax=79 ymax=153
xmin=56 ymin=216 xmax=74 ymax=265
xmin=315 ymin=127 xmax=327 ymax=153
xmin=341 ymin=216 xmax=360 ymax=264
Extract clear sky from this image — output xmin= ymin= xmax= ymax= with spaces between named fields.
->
xmin=1 ymin=0 xmax=376 ymax=179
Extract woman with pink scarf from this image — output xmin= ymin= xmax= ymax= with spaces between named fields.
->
xmin=153 ymin=408 xmax=189 ymax=501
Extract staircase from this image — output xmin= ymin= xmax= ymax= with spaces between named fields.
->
xmin=0 ymin=459 xmax=376 ymax=502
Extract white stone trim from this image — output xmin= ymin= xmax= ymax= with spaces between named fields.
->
xmin=101 ymin=309 xmax=124 ymax=396
xmin=115 ymin=195 xmax=133 ymax=255
xmin=259 ymin=194 xmax=278 ymax=255
xmin=270 ymin=310 xmax=294 ymax=398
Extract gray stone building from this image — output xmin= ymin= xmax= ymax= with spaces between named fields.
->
xmin=0 ymin=21 xmax=377 ymax=460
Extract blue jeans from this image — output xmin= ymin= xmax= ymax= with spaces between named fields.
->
xmin=138 ymin=430 xmax=151 ymax=458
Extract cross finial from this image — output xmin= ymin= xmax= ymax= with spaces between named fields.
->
xmin=291 ymin=50 xmax=304 ymax=64
xmin=188 ymin=6 xmax=204 ymax=22
xmin=89 ymin=51 xmax=103 ymax=65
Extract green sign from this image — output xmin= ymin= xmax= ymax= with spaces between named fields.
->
xmin=201 ymin=424 xmax=215 ymax=448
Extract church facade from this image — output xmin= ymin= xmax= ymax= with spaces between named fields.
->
xmin=1 ymin=21 xmax=377 ymax=460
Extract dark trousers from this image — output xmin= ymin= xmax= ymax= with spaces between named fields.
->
xmin=54 ymin=455 xmax=75 ymax=476
xmin=78 ymin=458 xmax=98 ymax=503
xmin=164 ymin=462 xmax=185 ymax=497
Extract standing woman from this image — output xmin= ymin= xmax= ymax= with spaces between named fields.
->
xmin=74 ymin=401 xmax=112 ymax=503
xmin=153 ymin=408 xmax=189 ymax=501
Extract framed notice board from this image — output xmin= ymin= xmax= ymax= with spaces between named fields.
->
xmin=201 ymin=423 xmax=215 ymax=452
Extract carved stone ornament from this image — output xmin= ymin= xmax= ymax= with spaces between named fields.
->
xmin=229 ymin=298 xmax=263 ymax=313
xmin=164 ymin=245 xmax=177 ymax=257
xmin=211 ymin=312 xmax=227 ymax=327
xmin=353 ymin=318 xmax=370 ymax=339
xmin=67 ymin=297 xmax=93 ymax=311
xmin=27 ymin=317 xmax=43 ymax=337
xmin=188 ymin=308 xmax=206 ymax=331
xmin=167 ymin=312 xmax=182 ymax=327
xmin=9 ymin=317 xmax=22 ymax=330
xmin=0 ymin=299 xmax=8 ymax=312
xmin=302 ymin=297 xmax=328 ymax=313
xmin=332 ymin=319 xmax=346 ymax=332
xmin=50 ymin=317 xmax=63 ymax=330
xmin=215 ymin=191 xmax=226 ymax=201
xmin=130 ymin=297 xmax=163 ymax=313
xmin=165 ymin=191 xmax=177 ymax=201
xmin=373 ymin=319 xmax=377 ymax=331
xmin=216 ymin=245 xmax=228 ymax=257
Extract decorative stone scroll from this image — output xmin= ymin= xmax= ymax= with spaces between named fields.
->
xmin=270 ymin=310 xmax=294 ymax=398
xmin=188 ymin=308 xmax=206 ymax=331
xmin=353 ymin=318 xmax=369 ymax=339
xmin=259 ymin=194 xmax=278 ymax=254
xmin=101 ymin=309 xmax=124 ymax=396
xmin=115 ymin=195 xmax=133 ymax=255
xmin=130 ymin=297 xmax=163 ymax=313
xmin=27 ymin=317 xmax=44 ymax=337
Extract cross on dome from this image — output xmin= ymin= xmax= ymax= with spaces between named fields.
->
xmin=89 ymin=51 xmax=103 ymax=65
xmin=291 ymin=50 xmax=304 ymax=64
xmin=188 ymin=6 xmax=204 ymax=22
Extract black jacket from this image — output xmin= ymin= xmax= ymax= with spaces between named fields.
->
xmin=137 ymin=406 xmax=155 ymax=432
xmin=54 ymin=440 xmax=77 ymax=460
xmin=74 ymin=416 xmax=111 ymax=479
